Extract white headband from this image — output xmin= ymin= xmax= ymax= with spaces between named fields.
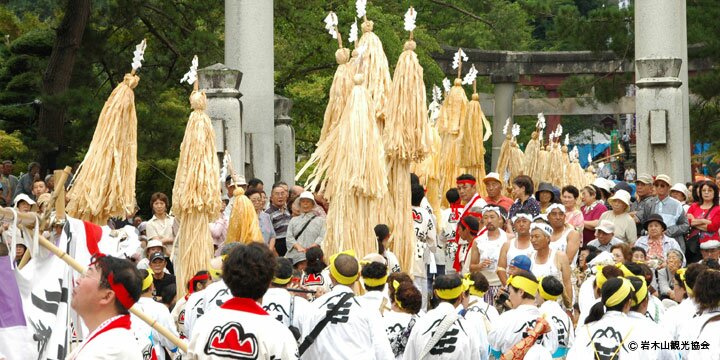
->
xmin=512 ymin=213 xmax=533 ymax=223
xmin=546 ymin=203 xmax=566 ymax=214
xmin=530 ymin=223 xmax=553 ymax=237
xmin=482 ymin=206 xmax=504 ymax=219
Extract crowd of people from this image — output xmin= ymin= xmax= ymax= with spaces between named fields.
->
xmin=2 ymin=157 xmax=720 ymax=359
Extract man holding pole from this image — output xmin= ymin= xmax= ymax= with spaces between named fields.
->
xmin=69 ymin=255 xmax=144 ymax=359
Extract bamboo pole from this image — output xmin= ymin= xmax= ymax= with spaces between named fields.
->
xmin=0 ymin=207 xmax=188 ymax=352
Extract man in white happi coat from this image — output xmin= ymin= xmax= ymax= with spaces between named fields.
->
xmin=187 ymin=242 xmax=298 ymax=359
xmin=412 ymin=183 xmax=438 ymax=310
xmin=626 ymin=276 xmax=677 ymax=360
xmin=262 ymin=257 xmax=312 ymax=340
xmin=404 ymin=274 xmax=483 ymax=359
xmin=131 ymin=269 xmax=180 ymax=360
xmin=68 ymin=255 xmax=143 ymax=359
xmin=536 ymin=276 xmax=574 ymax=359
xmin=488 ymin=270 xmax=557 ymax=359
xmin=357 ymin=260 xmax=391 ymax=317
xmin=300 ymin=250 xmax=393 ymax=360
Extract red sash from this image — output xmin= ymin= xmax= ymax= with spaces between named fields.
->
xmin=452 ymin=228 xmax=487 ymax=272
xmin=73 ymin=315 xmax=132 ymax=358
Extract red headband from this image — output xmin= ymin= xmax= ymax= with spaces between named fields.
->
xmin=457 ymin=179 xmax=477 ymax=186
xmin=188 ymin=273 xmax=211 ymax=294
xmin=107 ymin=272 xmax=136 ymax=310
xmin=460 ymin=218 xmax=479 ymax=236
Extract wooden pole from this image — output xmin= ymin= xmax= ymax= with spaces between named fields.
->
xmin=0 ymin=207 xmax=188 ymax=352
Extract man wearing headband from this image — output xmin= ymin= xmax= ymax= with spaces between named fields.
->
xmin=357 ymin=261 xmax=390 ymax=317
xmin=131 ymin=269 xmax=179 ymax=360
xmin=302 ymin=250 xmax=393 ymax=359
xmin=546 ymin=204 xmax=581 ymax=273
xmin=488 ymin=270 xmax=558 ymax=359
xmin=497 ymin=211 xmax=535 ymax=285
xmin=184 ymin=243 xmax=240 ymax=339
xmin=188 ymin=243 xmax=298 ymax=359
xmin=625 ymin=276 xmax=676 ymax=359
xmin=404 ymin=274 xmax=482 ymax=359
xmin=440 ymin=188 xmax=462 ymax=273
xmin=529 ymin=222 xmax=573 ymax=309
xmin=69 ymin=255 xmax=143 ymax=359
xmin=411 ymin=183 xmax=439 ymax=310
xmin=461 ymin=272 xmax=496 ymax=358
xmin=262 ymin=257 xmax=311 ymax=341
xmin=468 ymin=206 xmax=508 ymax=305
xmin=456 ymin=174 xmax=488 ymax=221
xmin=660 ymin=263 xmax=707 ymax=341
xmin=171 ymin=270 xmax=210 ymax=340
xmin=537 ymin=276 xmax=574 ymax=358
xmin=453 ymin=215 xmax=481 ymax=274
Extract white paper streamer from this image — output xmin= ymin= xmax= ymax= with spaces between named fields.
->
xmin=131 ymin=39 xmax=147 ymax=71
xmin=404 ymin=7 xmax=417 ymax=32
xmin=356 ymin=0 xmax=367 ymax=18
xmin=442 ymin=78 xmax=451 ymax=93
xmin=324 ymin=11 xmax=339 ymax=39
xmin=536 ymin=113 xmax=546 ymax=129
xmin=564 ymin=134 xmax=569 ymax=146
xmin=452 ymin=48 xmax=468 ymax=70
xmin=512 ymin=123 xmax=521 ymax=138
xmin=348 ymin=20 xmax=358 ymax=44
xmin=180 ymin=55 xmax=199 ymax=85
xmin=462 ymin=64 xmax=478 ymax=85
xmin=503 ymin=118 xmax=510 ymax=136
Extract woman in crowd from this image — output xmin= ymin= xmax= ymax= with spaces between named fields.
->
xmin=535 ymin=182 xmax=556 ymax=215
xmin=610 ymin=243 xmax=632 ymax=264
xmin=599 ymin=189 xmax=637 ymax=243
xmin=375 ymin=224 xmax=401 ymax=273
xmin=561 ymin=185 xmax=584 ymax=232
xmin=145 ymin=192 xmax=177 ymax=249
xmin=246 ymin=188 xmax=276 ymax=253
xmin=383 ymin=277 xmax=422 ymax=359
xmin=301 ymin=246 xmax=331 ymax=295
xmin=686 ymin=180 xmax=720 ymax=264
xmin=656 ymin=249 xmax=685 ymax=299
xmin=285 ymin=191 xmax=326 ymax=266
xmin=634 ymin=214 xmax=682 ymax=268
xmin=580 ymin=185 xmax=608 ymax=245
xmin=670 ymin=183 xmax=691 ymax=213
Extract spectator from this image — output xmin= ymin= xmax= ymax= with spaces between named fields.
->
xmin=624 ymin=167 xmax=636 ymax=182
xmin=599 ymin=189 xmax=637 ymax=244
xmin=509 ymin=175 xmax=540 ymax=218
xmin=586 ymin=220 xmax=624 ymax=252
xmin=535 ymin=182 xmax=557 ymax=214
xmin=610 ymin=243 xmax=633 ymax=264
xmin=209 ymin=198 xmax=228 ymax=256
xmin=482 ymin=172 xmax=513 ymax=211
xmin=145 ymin=192 xmax=177 ymax=248
xmin=561 ymin=185 xmax=584 ymax=232
xmin=285 ymin=191 xmax=326 ymax=265
xmin=287 ymin=185 xmax=305 ymax=210
xmin=223 ymin=175 xmax=248 ymax=219
xmin=581 ymin=185 xmax=608 ymax=245
xmin=375 ymin=224 xmax=400 ymax=273
xmin=246 ymin=188 xmax=276 ymax=252
xmin=634 ymin=214 xmax=683 ymax=268
xmin=265 ymin=182 xmax=291 ymax=256
xmin=0 ymin=160 xmax=19 ymax=205
xmin=686 ymin=180 xmax=720 ymax=264
xmin=656 ymin=249 xmax=684 ymax=299
xmin=14 ymin=162 xmax=40 ymax=200
xmin=247 ymin=177 xmax=264 ymax=192
xmin=149 ymin=251 xmax=176 ymax=301
xmin=670 ymin=183 xmax=691 ymax=213
xmin=643 ymin=174 xmax=690 ymax=252
xmin=44 ymin=174 xmax=55 ymax=193
xmin=631 ymin=246 xmax=647 ymax=263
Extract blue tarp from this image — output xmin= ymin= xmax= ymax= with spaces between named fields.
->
xmin=575 ymin=143 xmax=611 ymax=168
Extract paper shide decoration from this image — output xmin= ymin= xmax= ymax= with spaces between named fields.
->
xmin=131 ymin=39 xmax=147 ymax=71
xmin=404 ymin=7 xmax=417 ymax=32
xmin=348 ymin=20 xmax=359 ymax=44
xmin=356 ymin=0 xmax=367 ymax=18
xmin=462 ymin=64 xmax=478 ymax=86
xmin=452 ymin=48 xmax=468 ymax=70
xmin=180 ymin=55 xmax=199 ymax=85
xmin=442 ymin=78 xmax=451 ymax=93
xmin=324 ymin=11 xmax=339 ymax=39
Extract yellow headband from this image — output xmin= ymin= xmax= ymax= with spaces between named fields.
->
xmin=435 ymin=278 xmax=473 ymax=300
xmin=676 ymin=268 xmax=693 ymax=296
xmin=208 ymin=255 xmax=228 ymax=281
xmin=605 ymin=278 xmax=632 ymax=307
xmin=595 ymin=265 xmax=608 ymax=290
xmin=392 ymin=280 xmax=404 ymax=308
xmin=329 ymin=250 xmax=359 ymax=285
xmin=464 ymin=274 xmax=485 ymax=297
xmin=272 ymin=276 xmax=292 ymax=285
xmin=537 ymin=277 xmax=561 ymax=301
xmin=508 ymin=275 xmax=538 ymax=297
xmin=363 ymin=274 xmax=388 ymax=287
xmin=616 ymin=263 xmax=633 ymax=277
xmin=629 ymin=277 xmax=648 ymax=306
xmin=142 ymin=269 xmax=153 ymax=291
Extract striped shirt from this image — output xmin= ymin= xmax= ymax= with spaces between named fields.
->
xmin=265 ymin=204 xmax=291 ymax=239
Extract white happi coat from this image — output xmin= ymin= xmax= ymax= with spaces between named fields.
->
xmin=261 ymin=287 xmax=312 ymax=335
xmin=357 ymin=290 xmax=391 ymax=319
xmin=301 ymin=268 xmax=332 ymax=294
xmin=403 ymin=302 xmax=482 ymax=360
xmin=184 ymin=280 xmax=232 ymax=340
xmin=569 ymin=311 xmax=672 ymax=360
xmin=627 ymin=311 xmax=677 ymax=360
xmin=301 ymin=284 xmax=393 ymax=360
xmin=539 ymin=300 xmax=575 ymax=357
xmin=68 ymin=315 xmax=142 ymax=360
xmin=660 ymin=297 xmax=698 ymax=341
xmin=131 ymin=297 xmax=180 ymax=360
xmin=383 ymin=310 xmax=417 ymax=359
xmin=461 ymin=306 xmax=490 ymax=360
xmin=412 ymin=205 xmax=437 ymax=278
xmin=171 ymin=295 xmax=188 ymax=339
xmin=187 ymin=297 xmax=298 ymax=359
xmin=681 ymin=308 xmax=720 ymax=360
xmin=488 ymin=304 xmax=558 ymax=359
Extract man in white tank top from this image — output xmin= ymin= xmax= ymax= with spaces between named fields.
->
xmin=529 ymin=222 xmax=573 ymax=309
xmin=468 ymin=207 xmax=508 ymax=304
xmin=497 ymin=212 xmax=535 ymax=285
xmin=546 ymin=204 xmax=581 ymax=269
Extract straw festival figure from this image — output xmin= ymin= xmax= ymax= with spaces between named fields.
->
xmin=508 ymin=123 xmax=525 ymax=185
xmin=458 ymin=64 xmax=491 ymax=196
xmin=171 ymin=56 xmax=223 ymax=298
xmin=495 ymin=118 xmax=513 ymax=192
xmin=548 ymin=125 xmax=565 ymax=187
xmin=524 ymin=113 xmax=545 ymax=186
xmin=537 ymin=132 xmax=552 ymax=184
xmin=67 ymin=39 xmax=146 ymax=225
xmin=383 ymin=7 xmax=431 ymax=273
xmin=411 ymin=84 xmax=443 ymax=215
xmin=356 ymin=0 xmax=392 ymax=128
